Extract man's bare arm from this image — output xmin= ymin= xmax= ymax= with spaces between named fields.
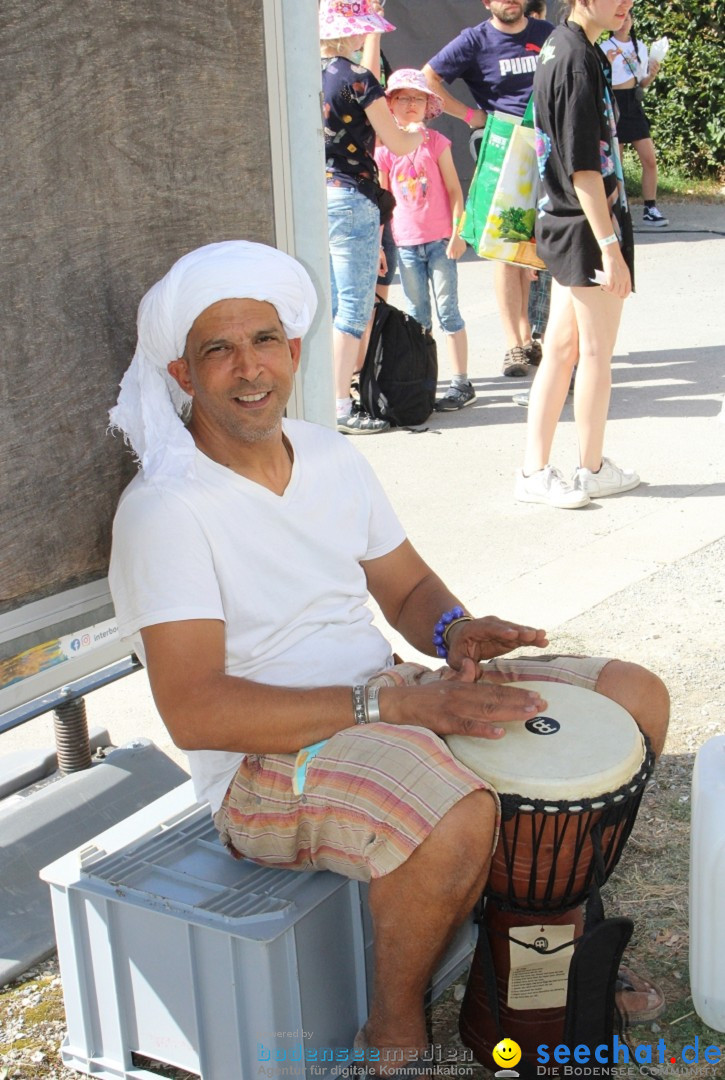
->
xmin=422 ymin=63 xmax=486 ymax=129
xmin=141 ymin=620 xmax=353 ymax=755
xmin=142 ymin=596 xmax=547 ymax=753
xmin=362 ymin=540 xmax=547 ymax=659
xmin=362 ymin=540 xmax=548 ymax=732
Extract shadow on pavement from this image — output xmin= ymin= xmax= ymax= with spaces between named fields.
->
xmin=431 ymin=345 xmax=723 ymax=428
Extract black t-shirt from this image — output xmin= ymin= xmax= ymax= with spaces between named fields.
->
xmin=533 ymin=21 xmax=634 ymax=286
xmin=321 ymin=56 xmax=385 ymax=202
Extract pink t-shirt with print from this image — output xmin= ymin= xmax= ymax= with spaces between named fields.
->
xmin=375 ymin=129 xmax=454 ymax=247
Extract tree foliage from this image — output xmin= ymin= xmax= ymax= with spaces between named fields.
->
xmin=631 ymin=0 xmax=724 ymax=177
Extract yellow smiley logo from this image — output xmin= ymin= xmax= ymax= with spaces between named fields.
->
xmin=492 ymin=1038 xmax=522 ymax=1069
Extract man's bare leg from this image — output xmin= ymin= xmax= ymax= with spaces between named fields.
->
xmin=363 ymin=789 xmax=496 ymax=1072
xmin=595 ymin=660 xmax=669 ymax=1019
xmin=595 ymin=660 xmax=669 ymax=758
xmin=494 ymin=262 xmax=530 ymax=349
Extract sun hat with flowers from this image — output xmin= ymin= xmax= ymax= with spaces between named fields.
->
xmin=385 ymin=68 xmax=444 ymax=120
xmin=319 ymin=0 xmax=396 ymax=40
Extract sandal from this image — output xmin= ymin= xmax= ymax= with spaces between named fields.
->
xmin=616 ymin=965 xmax=665 ymax=1025
xmin=351 ymin=1028 xmax=434 ymax=1080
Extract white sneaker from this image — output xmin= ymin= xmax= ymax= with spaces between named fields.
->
xmin=574 ymin=457 xmax=640 ymax=497
xmin=515 ymin=465 xmax=590 ymax=509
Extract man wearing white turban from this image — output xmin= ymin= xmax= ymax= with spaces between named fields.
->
xmin=109 ymin=240 xmax=318 ymax=481
xmin=109 ymin=241 xmax=668 ymax=1072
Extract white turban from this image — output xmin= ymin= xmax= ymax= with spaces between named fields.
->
xmin=109 ymin=240 xmax=318 ymax=481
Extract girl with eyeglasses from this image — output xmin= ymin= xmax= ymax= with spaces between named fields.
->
xmin=375 ymin=69 xmax=474 ymax=412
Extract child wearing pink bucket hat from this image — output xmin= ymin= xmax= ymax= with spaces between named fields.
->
xmin=385 ymin=68 xmax=444 ymax=121
xmin=375 ymin=70 xmax=475 ymax=411
xmin=320 ymin=1 xmax=425 ymax=433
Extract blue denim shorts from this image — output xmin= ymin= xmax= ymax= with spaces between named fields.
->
xmin=397 ymin=240 xmax=465 ymax=334
xmin=327 ymin=186 xmax=380 ymax=339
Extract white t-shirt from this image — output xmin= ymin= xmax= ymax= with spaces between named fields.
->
xmin=109 ymin=419 xmax=407 ymax=811
xmin=603 ymin=37 xmax=648 ymax=87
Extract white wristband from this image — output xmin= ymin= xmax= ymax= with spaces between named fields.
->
xmin=597 ymin=233 xmax=619 ymax=249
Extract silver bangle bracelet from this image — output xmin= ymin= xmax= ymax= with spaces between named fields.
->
xmin=366 ymin=684 xmax=381 ymax=724
xmin=352 ymin=684 xmax=368 ymax=725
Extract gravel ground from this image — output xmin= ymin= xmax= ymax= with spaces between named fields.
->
xmin=2 ymin=538 xmax=723 ymax=1079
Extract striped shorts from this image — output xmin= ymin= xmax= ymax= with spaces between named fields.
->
xmin=213 ymin=654 xmax=609 ymax=882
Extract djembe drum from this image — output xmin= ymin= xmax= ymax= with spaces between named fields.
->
xmin=446 ymin=681 xmax=654 ymax=1077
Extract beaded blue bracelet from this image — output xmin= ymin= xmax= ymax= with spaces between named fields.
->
xmin=433 ymin=605 xmax=472 ymax=658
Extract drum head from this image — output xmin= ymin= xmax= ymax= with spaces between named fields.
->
xmin=446 ymin=681 xmax=645 ymax=801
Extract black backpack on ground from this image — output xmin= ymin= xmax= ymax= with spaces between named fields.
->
xmin=358 ymin=297 xmax=438 ymax=427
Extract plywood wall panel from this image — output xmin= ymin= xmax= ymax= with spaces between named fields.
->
xmin=0 ymin=0 xmax=274 ymax=613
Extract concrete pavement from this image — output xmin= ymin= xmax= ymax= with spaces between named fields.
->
xmin=1 ymin=198 xmax=723 ymax=770
xmin=360 ymin=198 xmax=725 ymax=649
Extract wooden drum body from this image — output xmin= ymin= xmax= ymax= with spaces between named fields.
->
xmin=446 ymin=682 xmax=655 ymax=1077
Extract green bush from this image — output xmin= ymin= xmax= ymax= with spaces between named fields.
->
xmin=630 ymin=0 xmax=724 ymax=178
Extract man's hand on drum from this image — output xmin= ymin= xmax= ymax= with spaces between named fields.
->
xmin=446 ymin=615 xmax=549 ymax=665
xmin=382 ymin=669 xmax=548 ymax=739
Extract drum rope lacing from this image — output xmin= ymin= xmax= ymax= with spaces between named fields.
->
xmin=486 ymin=744 xmax=655 ymax=913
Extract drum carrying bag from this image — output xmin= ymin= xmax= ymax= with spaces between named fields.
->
xmin=459 ymin=97 xmax=545 ymax=270
xmin=563 ymin=913 xmax=634 ymax=1069
xmin=358 ymin=297 xmax=438 ymax=427
xmin=462 ymin=900 xmax=634 ymax=1080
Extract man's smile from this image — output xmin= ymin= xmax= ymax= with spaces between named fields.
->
xmin=232 ymin=389 xmax=273 ymax=407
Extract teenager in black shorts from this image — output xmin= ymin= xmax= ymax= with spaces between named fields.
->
xmin=603 ymin=13 xmax=668 ymax=228
xmin=515 ymin=0 xmax=640 ymax=509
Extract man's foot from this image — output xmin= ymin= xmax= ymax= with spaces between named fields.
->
xmin=337 ymin=411 xmax=391 ymax=435
xmin=435 ymin=380 xmax=476 ymax=411
xmin=515 ymin=465 xmax=590 ymax=508
xmin=642 ymin=206 xmax=669 ymax=227
xmin=353 ymin=1025 xmax=431 ymax=1079
xmin=502 ymin=345 xmax=530 ymax=377
xmin=573 ymin=457 xmax=640 ymax=497
xmin=523 ymin=339 xmax=542 ymax=366
xmin=616 ymin=966 xmax=665 ymax=1025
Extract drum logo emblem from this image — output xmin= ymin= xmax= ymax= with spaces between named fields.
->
xmin=525 ymin=714 xmax=560 ymax=735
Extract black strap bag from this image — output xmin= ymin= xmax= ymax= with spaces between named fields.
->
xmin=358 ymin=297 xmax=438 ymax=427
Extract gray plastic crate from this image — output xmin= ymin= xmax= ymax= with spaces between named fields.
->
xmin=42 ymin=782 xmax=475 ymax=1080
